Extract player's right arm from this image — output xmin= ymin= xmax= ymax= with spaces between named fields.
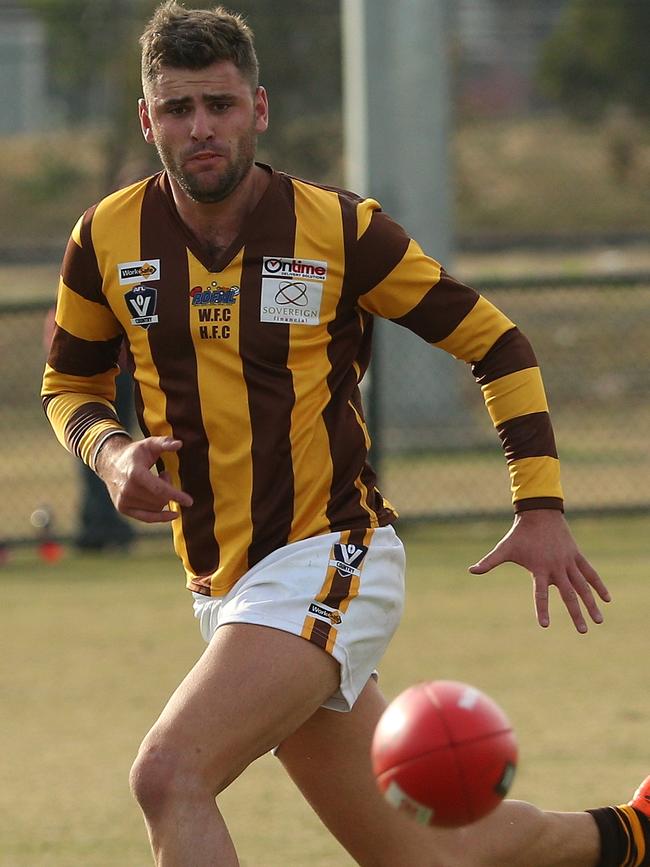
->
xmin=41 ymin=210 xmax=191 ymax=522
xmin=41 ymin=209 xmax=129 ymax=469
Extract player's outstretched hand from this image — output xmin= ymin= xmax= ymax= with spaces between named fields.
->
xmin=95 ymin=435 xmax=194 ymax=523
xmin=468 ymin=509 xmax=611 ymax=633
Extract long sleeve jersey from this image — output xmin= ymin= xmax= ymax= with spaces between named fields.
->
xmin=42 ymin=166 xmax=562 ymax=595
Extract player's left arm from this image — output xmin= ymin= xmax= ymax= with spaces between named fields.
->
xmin=451 ymin=288 xmax=611 ymax=632
xmin=353 ymin=206 xmax=561 ymax=517
xmin=353 ymin=204 xmax=610 ymax=631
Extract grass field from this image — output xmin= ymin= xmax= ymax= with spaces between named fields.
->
xmin=1 ymin=516 xmax=648 ymax=866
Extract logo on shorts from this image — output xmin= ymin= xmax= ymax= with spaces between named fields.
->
xmin=330 ymin=543 xmax=368 ymax=578
xmin=309 ymin=602 xmax=342 ymax=625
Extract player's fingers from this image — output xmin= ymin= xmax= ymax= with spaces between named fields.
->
xmin=134 ymin=466 xmax=193 ymax=508
xmin=123 ymin=506 xmax=182 ymax=524
xmin=114 ymin=486 xmax=188 ymax=517
xmin=146 ymin=436 xmax=183 ymax=459
xmin=157 ymin=471 xmax=193 ymax=507
xmin=553 ymin=574 xmax=588 ymax=634
xmin=532 ymin=577 xmax=551 ymax=629
xmin=468 ymin=545 xmax=509 ymax=574
xmin=576 ymin=553 xmax=611 ymax=602
xmin=568 ymin=564 xmax=604 ymax=625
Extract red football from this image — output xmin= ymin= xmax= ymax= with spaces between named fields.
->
xmin=371 ymin=680 xmax=517 ymax=827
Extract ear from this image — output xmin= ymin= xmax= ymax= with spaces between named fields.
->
xmin=254 ymin=86 xmax=269 ymax=134
xmin=139 ymin=98 xmax=156 ymax=144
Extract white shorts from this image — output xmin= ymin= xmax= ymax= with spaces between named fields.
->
xmin=192 ymin=525 xmax=405 ymax=712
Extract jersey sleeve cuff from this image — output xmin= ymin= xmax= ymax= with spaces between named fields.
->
xmin=90 ymin=429 xmax=130 ymax=472
xmin=514 ymin=497 xmax=564 ymax=513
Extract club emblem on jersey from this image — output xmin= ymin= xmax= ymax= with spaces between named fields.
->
xmin=118 ymin=259 xmax=161 ymax=285
xmin=125 ymin=285 xmax=159 ymax=329
xmin=329 ymin=543 xmax=368 ymax=578
xmin=260 ymin=256 xmax=326 ymax=326
xmin=190 ymin=283 xmax=240 ymax=305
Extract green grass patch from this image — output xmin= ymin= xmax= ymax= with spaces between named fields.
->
xmin=1 ymin=517 xmax=648 ymax=866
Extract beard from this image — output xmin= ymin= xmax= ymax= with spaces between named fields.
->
xmin=154 ymin=125 xmax=257 ymax=204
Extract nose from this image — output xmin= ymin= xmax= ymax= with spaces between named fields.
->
xmin=190 ymin=106 xmax=214 ymax=141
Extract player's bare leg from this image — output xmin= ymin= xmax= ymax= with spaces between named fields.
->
xmin=277 ymin=677 xmax=600 ymax=867
xmin=129 ymin=622 xmax=339 ymax=867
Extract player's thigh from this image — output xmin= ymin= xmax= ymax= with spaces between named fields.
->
xmin=276 ymin=677 xmax=468 ymax=867
xmin=138 ymin=622 xmax=340 ymax=793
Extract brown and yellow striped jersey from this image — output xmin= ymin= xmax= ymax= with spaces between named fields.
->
xmin=42 ymin=165 xmax=562 ymax=595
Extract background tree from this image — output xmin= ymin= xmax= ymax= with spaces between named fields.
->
xmin=539 ymin=0 xmax=650 ymax=122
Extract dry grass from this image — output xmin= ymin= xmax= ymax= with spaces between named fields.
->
xmin=0 ymin=516 xmax=648 ymax=866
xmin=455 ymin=115 xmax=650 ymax=234
xmin=0 ymin=130 xmax=107 ymax=248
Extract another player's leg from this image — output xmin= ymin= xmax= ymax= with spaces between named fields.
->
xmin=129 ymin=622 xmax=340 ymax=867
xmin=278 ymin=676 xmax=637 ymax=867
xmin=587 ymin=775 xmax=650 ymax=867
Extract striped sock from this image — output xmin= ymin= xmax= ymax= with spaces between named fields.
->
xmin=587 ymin=805 xmax=650 ymax=867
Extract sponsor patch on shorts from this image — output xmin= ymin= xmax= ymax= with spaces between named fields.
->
xmin=308 ymin=602 xmax=342 ymax=625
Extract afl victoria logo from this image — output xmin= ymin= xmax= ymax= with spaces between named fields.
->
xmin=125 ymin=285 xmax=159 ymax=329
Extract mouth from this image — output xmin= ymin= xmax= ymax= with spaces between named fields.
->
xmin=185 ymin=149 xmax=226 ymax=166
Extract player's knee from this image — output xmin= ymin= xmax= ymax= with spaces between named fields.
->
xmin=129 ymin=729 xmax=236 ymax=819
xmin=129 ymin=738 xmax=196 ymax=817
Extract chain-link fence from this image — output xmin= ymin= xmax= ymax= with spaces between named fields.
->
xmin=372 ymin=275 xmax=650 ymax=521
xmin=1 ymin=275 xmax=648 ymax=544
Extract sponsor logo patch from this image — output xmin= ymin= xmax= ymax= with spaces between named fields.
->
xmin=329 ymin=542 xmax=368 ymax=578
xmin=190 ymin=283 xmax=240 ymax=306
xmin=260 ymin=257 xmax=326 ymax=325
xmin=124 ymin=285 xmax=158 ymax=329
xmin=190 ymin=283 xmax=237 ymax=339
xmin=118 ymin=259 xmax=160 ymax=285
xmin=308 ymin=602 xmax=342 ymax=625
